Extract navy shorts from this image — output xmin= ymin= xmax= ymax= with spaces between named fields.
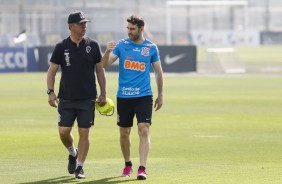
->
xmin=117 ymin=96 xmax=153 ymax=128
xmin=58 ymin=99 xmax=95 ymax=128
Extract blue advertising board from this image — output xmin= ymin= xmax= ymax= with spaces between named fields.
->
xmin=0 ymin=47 xmax=38 ymax=72
xmin=0 ymin=45 xmax=197 ymax=73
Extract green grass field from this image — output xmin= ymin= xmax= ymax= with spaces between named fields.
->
xmin=0 ymin=72 xmax=282 ymax=184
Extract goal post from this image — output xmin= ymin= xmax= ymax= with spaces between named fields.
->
xmin=165 ymin=0 xmax=249 ymax=45
xmin=205 ymin=47 xmax=246 ymax=73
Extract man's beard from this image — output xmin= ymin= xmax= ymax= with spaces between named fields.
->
xmin=128 ymin=30 xmax=141 ymax=41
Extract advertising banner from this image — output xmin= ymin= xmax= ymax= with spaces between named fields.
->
xmin=1 ymin=45 xmax=197 ymax=73
xmin=0 ymin=47 xmax=38 ymax=72
xmin=159 ymin=45 xmax=196 ymax=73
xmin=261 ymin=31 xmax=282 ymax=45
xmin=100 ymin=45 xmax=197 ymax=73
xmin=190 ymin=31 xmax=260 ymax=46
xmin=37 ymin=46 xmax=54 ymax=72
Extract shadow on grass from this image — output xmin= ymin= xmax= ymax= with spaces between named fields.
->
xmin=19 ymin=176 xmax=137 ymax=184
xmin=19 ymin=176 xmax=76 ymax=184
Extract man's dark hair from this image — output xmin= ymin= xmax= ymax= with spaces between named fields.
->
xmin=127 ymin=15 xmax=145 ymax=28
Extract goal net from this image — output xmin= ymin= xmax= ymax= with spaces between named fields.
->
xmin=205 ymin=48 xmax=246 ymax=73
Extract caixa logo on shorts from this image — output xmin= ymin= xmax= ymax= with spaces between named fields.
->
xmin=64 ymin=49 xmax=71 ymax=66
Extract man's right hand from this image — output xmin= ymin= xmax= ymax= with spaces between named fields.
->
xmin=48 ymin=93 xmax=58 ymax=108
xmin=106 ymin=41 xmax=116 ymax=52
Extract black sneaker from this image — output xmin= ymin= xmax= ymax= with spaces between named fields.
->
xmin=68 ymin=148 xmax=78 ymax=174
xmin=75 ymin=166 xmax=85 ymax=179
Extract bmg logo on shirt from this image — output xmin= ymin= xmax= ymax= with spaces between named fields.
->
xmin=124 ymin=60 xmax=145 ymax=71
xmin=64 ymin=49 xmax=71 ymax=66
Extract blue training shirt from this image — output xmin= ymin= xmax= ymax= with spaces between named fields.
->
xmin=112 ymin=38 xmax=160 ymax=98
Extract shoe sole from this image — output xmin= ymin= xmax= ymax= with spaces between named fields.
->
xmin=75 ymin=173 xmax=86 ymax=179
xmin=121 ymin=174 xmax=131 ymax=177
xmin=75 ymin=176 xmax=86 ymax=179
xmin=137 ymin=175 xmax=147 ymax=180
xmin=121 ymin=169 xmax=133 ymax=177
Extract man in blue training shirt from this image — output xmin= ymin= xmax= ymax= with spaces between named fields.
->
xmin=102 ymin=15 xmax=164 ymax=180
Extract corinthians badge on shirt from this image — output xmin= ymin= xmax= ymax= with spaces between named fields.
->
xmin=86 ymin=46 xmax=91 ymax=53
xmin=141 ymin=47 xmax=149 ymax=56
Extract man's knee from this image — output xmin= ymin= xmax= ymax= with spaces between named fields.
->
xmin=138 ymin=124 xmax=150 ymax=137
xmin=78 ymin=128 xmax=89 ymax=139
xmin=59 ymin=127 xmax=72 ymax=138
xmin=120 ymin=127 xmax=131 ymax=139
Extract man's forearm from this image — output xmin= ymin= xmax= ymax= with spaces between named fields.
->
xmin=101 ymin=50 xmax=111 ymax=68
xmin=97 ymin=69 xmax=106 ymax=96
